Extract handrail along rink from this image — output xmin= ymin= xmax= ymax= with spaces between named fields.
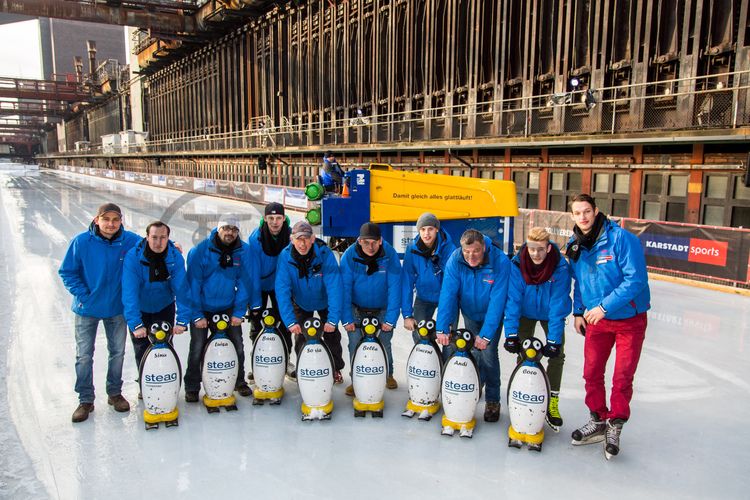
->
xmin=308 ymin=163 xmax=519 ymax=255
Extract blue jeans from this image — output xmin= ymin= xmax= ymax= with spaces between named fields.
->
xmin=410 ymin=296 xmax=458 ymax=345
xmin=443 ymin=316 xmax=502 ymax=403
xmin=347 ymin=307 xmax=394 ymax=376
xmin=184 ymin=309 xmax=246 ymax=392
xmin=74 ymin=314 xmax=127 ymax=403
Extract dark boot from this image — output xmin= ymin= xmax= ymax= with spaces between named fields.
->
xmin=484 ymin=402 xmax=501 ymax=422
xmin=72 ymin=403 xmax=94 ymax=423
xmin=236 ymin=383 xmax=252 ymax=397
xmin=107 ymin=395 xmax=130 ymax=413
xmin=185 ymin=391 xmax=199 ymax=403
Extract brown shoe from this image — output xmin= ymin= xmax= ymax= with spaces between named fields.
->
xmin=484 ymin=401 xmax=501 ymax=422
xmin=333 ymin=370 xmax=343 ymax=384
xmin=107 ymin=394 xmax=130 ymax=413
xmin=345 ymin=384 xmax=354 ymax=397
xmin=236 ymin=384 xmax=252 ymax=397
xmin=72 ymin=403 xmax=94 ymax=423
xmin=386 ymin=376 xmax=398 ymax=390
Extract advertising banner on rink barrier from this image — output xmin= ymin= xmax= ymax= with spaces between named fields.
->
xmin=622 ymin=219 xmax=750 ymax=284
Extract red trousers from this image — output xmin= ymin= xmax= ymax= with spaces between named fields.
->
xmin=583 ymin=313 xmax=647 ymax=421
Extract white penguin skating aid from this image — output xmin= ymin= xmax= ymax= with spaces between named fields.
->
xmin=297 ymin=317 xmax=335 ymax=421
xmin=139 ymin=322 xmax=182 ymax=430
xmin=440 ymin=329 xmax=481 ymax=438
xmin=402 ymin=320 xmax=442 ymax=421
xmin=351 ymin=317 xmax=387 ymax=418
xmin=251 ymin=309 xmax=288 ymax=405
xmin=201 ymin=314 xmax=239 ymax=413
xmin=507 ymin=337 xmax=550 ymax=452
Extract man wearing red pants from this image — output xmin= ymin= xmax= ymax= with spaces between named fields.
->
xmin=566 ymin=194 xmax=650 ymax=460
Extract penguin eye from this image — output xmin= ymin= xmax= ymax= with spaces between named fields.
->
xmin=425 ymin=320 xmax=435 ymax=330
xmin=417 ymin=320 xmax=425 ymax=329
xmin=462 ymin=331 xmax=471 ymax=341
xmin=312 ymin=319 xmax=321 ymax=328
xmin=161 ymin=322 xmax=171 ymax=332
xmin=533 ymin=339 xmax=543 ymax=350
xmin=222 ymin=314 xmax=230 ymax=322
xmin=150 ymin=324 xmax=159 ymax=334
xmin=303 ymin=320 xmax=311 ymax=329
xmin=262 ymin=310 xmax=269 ymax=318
xmin=362 ymin=318 xmax=370 ymax=326
xmin=522 ymin=339 xmax=532 ymax=349
xmin=370 ymin=318 xmax=379 ymax=327
xmin=212 ymin=314 xmax=221 ymax=323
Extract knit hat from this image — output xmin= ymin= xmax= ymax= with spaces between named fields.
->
xmin=291 ymin=221 xmax=314 ymax=239
xmin=359 ymin=222 xmax=381 ymax=240
xmin=265 ymin=202 xmax=285 ymax=216
xmin=96 ymin=203 xmax=122 ymax=218
xmin=416 ymin=212 xmax=440 ymax=231
xmin=217 ymin=215 xmax=240 ymax=231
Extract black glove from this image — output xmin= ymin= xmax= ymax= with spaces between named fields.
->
xmin=543 ymin=342 xmax=561 ymax=358
xmin=503 ymin=335 xmax=521 ymax=354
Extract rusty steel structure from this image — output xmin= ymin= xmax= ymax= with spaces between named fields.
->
xmin=140 ymin=0 xmax=750 ymax=148
xmin=36 ymin=0 xmax=750 ymax=229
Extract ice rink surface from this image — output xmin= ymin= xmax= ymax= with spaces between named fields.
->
xmin=0 ymin=167 xmax=748 ymax=499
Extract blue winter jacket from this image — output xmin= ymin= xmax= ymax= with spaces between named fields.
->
xmin=186 ymin=229 xmax=260 ymax=320
xmin=401 ymin=229 xmax=456 ymax=317
xmin=122 ymin=239 xmax=192 ymax=331
xmin=341 ymin=241 xmax=402 ymax=327
xmin=568 ymin=219 xmax=651 ymax=320
xmin=59 ymin=223 xmax=140 ymax=318
xmin=275 ymin=239 xmax=343 ymax=327
xmin=504 ymin=243 xmax=571 ymax=344
xmin=436 ymin=236 xmax=511 ymax=341
xmin=247 ymin=223 xmax=288 ymax=292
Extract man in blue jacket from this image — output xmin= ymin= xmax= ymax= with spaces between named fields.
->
xmin=247 ymin=202 xmax=292 ymax=379
xmin=503 ymin=227 xmax=571 ymax=431
xmin=184 ymin=216 xmax=260 ymax=402
xmin=122 ymin=221 xmax=191 ymax=374
xmin=320 ymin=151 xmax=345 ymax=193
xmin=59 ymin=203 xmax=141 ymax=423
xmin=401 ymin=213 xmax=457 ymax=343
xmin=436 ymin=229 xmax=510 ymax=423
xmin=275 ymin=221 xmax=345 ymax=382
xmin=567 ymin=194 xmax=650 ymax=460
xmin=341 ymin=222 xmax=402 ymax=394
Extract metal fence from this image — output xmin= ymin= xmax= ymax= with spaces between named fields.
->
xmin=50 ymin=69 xmax=750 ymax=156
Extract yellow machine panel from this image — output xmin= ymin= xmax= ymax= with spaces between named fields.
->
xmin=366 ymin=164 xmax=519 ymax=223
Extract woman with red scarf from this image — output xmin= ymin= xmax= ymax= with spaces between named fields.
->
xmin=503 ymin=227 xmax=572 ymax=432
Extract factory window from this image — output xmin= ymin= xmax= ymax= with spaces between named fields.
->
xmin=593 ymin=173 xmax=609 ymax=193
xmin=732 ymin=207 xmax=750 ymax=228
xmin=705 ymin=175 xmax=728 ymax=199
xmin=591 ymin=171 xmax=630 ymax=217
xmin=641 ymin=173 xmax=687 ymax=222
xmin=614 ymin=174 xmax=630 ymax=194
xmin=547 ymin=171 xmax=582 ymax=212
xmin=512 ymin=170 xmax=539 ymax=209
xmin=703 ymin=205 xmax=724 ymax=226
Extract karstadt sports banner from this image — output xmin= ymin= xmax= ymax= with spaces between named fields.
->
xmin=622 ymin=219 xmax=750 ymax=283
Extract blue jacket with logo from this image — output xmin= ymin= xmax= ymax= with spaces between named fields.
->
xmin=186 ymin=229 xmax=259 ymax=320
xmin=59 ymin=223 xmax=141 ymax=318
xmin=122 ymin=239 xmax=192 ymax=331
xmin=275 ymin=239 xmax=343 ymax=327
xmin=340 ymin=241 xmax=402 ymax=327
xmin=401 ymin=230 xmax=456 ymax=317
xmin=504 ymin=243 xmax=571 ymax=344
xmin=276 ymin=238 xmax=341 ymax=328
xmin=248 ymin=224 xmax=284 ymax=292
xmin=436 ymin=236 xmax=510 ymax=341
xmin=567 ymin=219 xmax=650 ymax=320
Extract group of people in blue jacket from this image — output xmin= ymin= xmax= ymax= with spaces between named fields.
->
xmin=59 ymin=193 xmax=650 ymax=459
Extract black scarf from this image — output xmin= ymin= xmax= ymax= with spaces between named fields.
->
xmin=213 ymin=232 xmax=241 ymax=268
xmin=354 ymin=243 xmax=384 ymax=275
xmin=260 ymin=220 xmax=290 ymax=257
xmin=143 ymin=240 xmax=170 ymax=282
xmin=412 ymin=232 xmax=443 ymax=276
xmin=291 ymin=244 xmax=319 ymax=279
xmin=567 ymin=212 xmax=607 ymax=262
